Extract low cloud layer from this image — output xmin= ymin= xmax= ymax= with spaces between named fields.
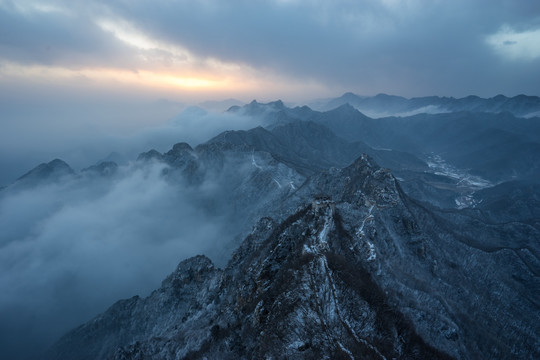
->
xmin=0 ymin=103 xmax=258 ymax=186
xmin=0 ymin=160 xmax=240 ymax=359
xmin=0 ymin=106 xmax=261 ymax=359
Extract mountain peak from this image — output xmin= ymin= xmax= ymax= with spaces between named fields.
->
xmin=164 ymin=142 xmax=195 ymax=160
xmin=136 ymin=149 xmax=163 ymax=162
xmin=327 ymin=102 xmax=365 ymax=117
xmin=226 ymin=104 xmax=242 ymax=112
xmin=374 ymin=93 xmax=404 ymax=100
xmin=16 ymin=158 xmax=74 ymax=185
xmin=161 ymin=255 xmax=216 ymax=289
xmin=170 ymin=142 xmax=194 ymax=153
xmin=268 ymin=99 xmax=285 ymax=108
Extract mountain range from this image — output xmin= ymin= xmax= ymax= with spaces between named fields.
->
xmin=310 ymin=92 xmax=540 ymax=118
xmin=1 ymin=94 xmax=539 ymax=359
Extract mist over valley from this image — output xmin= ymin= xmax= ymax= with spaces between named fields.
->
xmin=1 ymin=94 xmax=539 ymax=359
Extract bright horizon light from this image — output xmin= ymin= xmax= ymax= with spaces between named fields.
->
xmin=486 ymin=25 xmax=540 ymax=61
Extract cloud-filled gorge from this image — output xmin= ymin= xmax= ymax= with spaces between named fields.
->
xmin=1 ymin=164 xmax=206 ymax=355
xmin=0 ymin=109 xmax=260 ymax=359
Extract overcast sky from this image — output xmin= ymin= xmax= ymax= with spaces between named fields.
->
xmin=1 ymin=0 xmax=540 ymax=181
xmin=2 ymin=0 xmax=539 ymax=98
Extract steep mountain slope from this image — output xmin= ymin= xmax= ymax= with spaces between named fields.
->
xmin=7 ymin=96 xmax=540 ymax=360
xmin=136 ymin=139 xmax=306 ymax=252
xmin=210 ymin=117 xmax=428 ymax=175
xmin=47 ymin=156 xmax=540 ymax=360
xmin=470 ymin=181 xmax=540 ymax=223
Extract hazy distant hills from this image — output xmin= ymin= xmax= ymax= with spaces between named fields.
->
xmin=198 ymin=98 xmax=245 ymax=112
xmin=229 ymin=98 xmax=540 ymax=195
xmin=11 ymin=95 xmax=540 ymax=213
xmin=315 ymin=107 xmax=540 ymax=182
xmin=311 ymin=92 xmax=540 ymax=118
xmin=9 ymin=94 xmax=540 ymax=213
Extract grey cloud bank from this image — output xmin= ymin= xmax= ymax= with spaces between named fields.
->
xmin=2 ymin=0 xmax=540 ymax=96
xmin=0 ymin=159 xmax=238 ymax=359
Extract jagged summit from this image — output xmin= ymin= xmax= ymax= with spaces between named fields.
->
xmin=226 ymin=99 xmax=317 ymax=129
xmin=164 ymin=142 xmax=196 ymax=166
xmin=137 ymin=149 xmax=163 ymax=162
xmin=268 ymin=99 xmax=285 ymax=108
xmin=234 ymin=99 xmax=286 ymax=115
xmin=339 ymin=91 xmax=362 ymax=101
xmin=226 ymin=104 xmax=241 ymax=112
xmin=169 ymin=142 xmax=193 ymax=153
xmin=160 ymin=254 xmax=217 ymax=291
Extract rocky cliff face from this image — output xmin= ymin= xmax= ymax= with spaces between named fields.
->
xmin=48 ymin=255 xmax=222 ymax=360
xmin=46 ymin=156 xmax=540 ymax=359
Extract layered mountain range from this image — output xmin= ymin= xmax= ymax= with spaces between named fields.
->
xmin=311 ymin=92 xmax=540 ymax=118
xmin=2 ymin=94 xmax=539 ymax=359
xmin=45 ymin=151 xmax=539 ymax=359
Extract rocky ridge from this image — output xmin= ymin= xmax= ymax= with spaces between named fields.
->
xmin=47 ymin=156 xmax=540 ymax=359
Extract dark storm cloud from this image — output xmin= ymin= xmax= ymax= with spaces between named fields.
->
xmin=2 ymin=0 xmax=540 ymax=96
xmin=96 ymin=0 xmax=540 ymax=96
